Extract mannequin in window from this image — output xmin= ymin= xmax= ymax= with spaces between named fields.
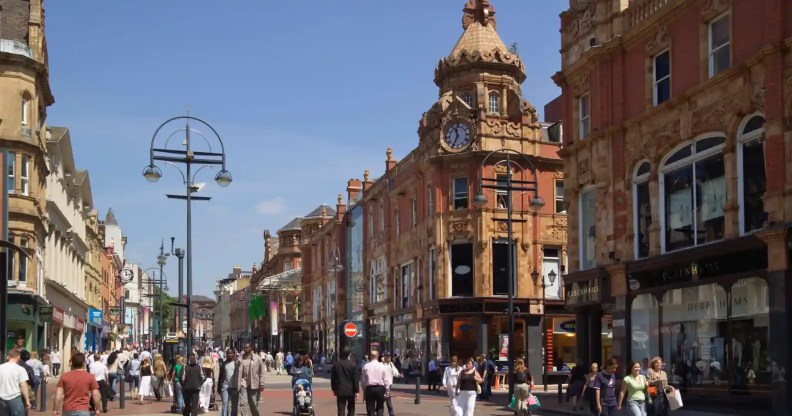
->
xmin=732 ymin=338 xmax=743 ymax=368
xmin=751 ymin=335 xmax=761 ymax=372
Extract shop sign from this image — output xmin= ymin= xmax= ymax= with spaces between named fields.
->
xmin=39 ymin=306 xmax=53 ymax=323
xmin=565 ymin=279 xmax=600 ymax=306
xmin=553 ymin=318 xmax=612 ymax=334
xmin=627 ymin=247 xmax=767 ymax=291
xmin=88 ymin=309 xmax=103 ymax=326
xmin=52 ymin=307 xmax=64 ymax=324
xmin=75 ymin=318 xmax=85 ymax=333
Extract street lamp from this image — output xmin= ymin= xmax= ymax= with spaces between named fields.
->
xmin=143 ymin=115 xmax=232 ymax=356
xmin=141 ymin=267 xmax=168 ymax=349
xmin=330 ymin=249 xmax=343 ymax=355
xmin=474 ymin=148 xmax=544 ymax=401
xmin=156 ymin=240 xmax=170 ymax=348
xmin=170 ymin=237 xmax=185 ymax=337
xmin=534 ymin=268 xmax=557 ymax=377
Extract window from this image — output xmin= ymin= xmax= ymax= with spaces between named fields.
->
xmin=634 ymin=162 xmax=652 ymax=259
xmin=555 ymin=180 xmax=566 ymax=213
xmin=368 ymin=207 xmax=373 ymax=238
xmin=21 ymin=98 xmax=28 ymax=125
xmin=429 ymin=248 xmax=436 ymax=300
xmin=654 ymin=50 xmax=671 ymax=105
xmin=20 ymin=154 xmax=28 ymax=196
xmin=492 ymin=240 xmax=515 ymax=296
xmin=400 ymin=262 xmax=414 ymax=308
xmin=631 ymin=293 xmax=660 ymax=362
xmin=542 ymin=247 xmax=562 ymax=299
xmin=496 ymin=174 xmax=509 ymax=209
xmin=450 ymin=243 xmax=473 ymax=297
xmin=661 ymin=136 xmax=726 ymax=252
xmin=462 ymin=91 xmax=474 ymax=108
xmin=427 ymin=185 xmax=434 ymax=216
xmin=18 ymin=238 xmax=28 ymax=284
xmin=125 ymin=289 xmax=130 ymax=300
xmin=709 ymin=14 xmax=730 ymax=77
xmin=453 ymin=177 xmax=468 ymax=210
xmin=488 ymin=92 xmax=499 ymax=114
xmin=579 ymin=94 xmax=590 ymax=139
xmin=379 ymin=204 xmax=385 ymax=232
xmin=395 ymin=208 xmax=400 ymax=236
xmin=7 ymin=152 xmax=15 ymax=194
xmin=411 ymin=197 xmax=417 ymax=227
xmin=579 ymin=189 xmax=597 ymax=269
xmin=738 ymin=115 xmax=766 ymax=234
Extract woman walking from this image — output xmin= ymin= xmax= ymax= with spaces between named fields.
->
xmin=580 ymin=362 xmax=600 ymax=415
xmin=169 ymin=355 xmax=186 ymax=413
xmin=455 ymin=358 xmax=483 ymax=416
xmin=618 ymin=361 xmax=649 ymax=416
xmin=646 ymin=357 xmax=670 ymax=416
xmin=513 ymin=358 xmax=534 ymax=416
xmin=139 ymin=357 xmax=154 ymax=404
xmin=475 ymin=355 xmax=489 ymax=401
xmin=199 ymin=356 xmax=216 ymax=412
xmin=153 ymin=354 xmax=168 ymax=401
xmin=567 ymin=362 xmax=586 ymax=411
xmin=442 ymin=356 xmax=462 ymax=416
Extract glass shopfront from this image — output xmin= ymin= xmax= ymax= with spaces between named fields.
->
xmin=630 ymin=277 xmax=770 ymax=398
xmin=429 ymin=319 xmax=442 ymax=360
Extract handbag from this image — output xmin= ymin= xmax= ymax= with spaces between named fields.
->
xmin=476 ymin=383 xmax=482 ymax=394
xmin=667 ymin=387 xmax=684 ymax=410
xmin=528 ymin=394 xmax=540 ymax=408
xmin=508 ymin=396 xmax=517 ymax=410
xmin=647 ymin=384 xmax=658 ymax=398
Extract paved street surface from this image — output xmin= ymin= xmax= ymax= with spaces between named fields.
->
xmin=29 ymin=373 xmax=766 ymax=416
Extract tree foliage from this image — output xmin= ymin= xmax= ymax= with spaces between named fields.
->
xmin=152 ymin=286 xmax=175 ymax=333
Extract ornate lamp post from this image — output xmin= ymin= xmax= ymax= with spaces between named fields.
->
xmin=473 ymin=148 xmax=544 ymax=400
xmin=330 ymin=249 xmax=343 ymax=355
xmin=143 ymin=115 xmax=232 ymax=356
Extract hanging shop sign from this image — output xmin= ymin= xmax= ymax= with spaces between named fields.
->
xmin=52 ymin=307 xmax=64 ymax=324
xmin=39 ymin=306 xmax=53 ymax=323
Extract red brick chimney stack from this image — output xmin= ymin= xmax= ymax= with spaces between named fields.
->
xmin=347 ymin=178 xmax=363 ymax=204
xmin=362 ymin=170 xmax=373 ymax=193
xmin=336 ymin=193 xmax=347 ymax=221
xmin=386 ymin=148 xmax=397 ymax=171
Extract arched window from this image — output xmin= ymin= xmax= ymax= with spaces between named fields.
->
xmin=633 ymin=161 xmax=652 ymax=259
xmin=660 ymin=135 xmax=726 ymax=252
xmin=21 ymin=97 xmax=29 ymax=125
xmin=488 ymin=91 xmax=499 ymax=114
xmin=737 ymin=114 xmax=766 ymax=234
xmin=462 ymin=91 xmax=474 ymax=108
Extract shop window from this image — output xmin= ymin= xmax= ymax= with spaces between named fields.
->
xmin=492 ymin=240 xmax=515 ymax=296
xmin=555 ymin=180 xmax=566 ymax=213
xmin=737 ymin=115 xmax=766 ymax=234
xmin=579 ymin=188 xmax=597 ymax=270
xmin=653 ymin=50 xmax=671 ymax=106
xmin=450 ymin=243 xmax=473 ymax=297
xmin=661 ymin=136 xmax=725 ymax=252
xmin=400 ymin=262 xmax=414 ymax=308
xmin=631 ymin=294 xmax=659 ymax=363
xmin=729 ymin=277 xmax=770 ymax=387
xmin=709 ymin=14 xmax=730 ymax=77
xmin=453 ymin=177 xmax=468 ymax=210
xmin=579 ymin=94 xmax=590 ymax=139
xmin=496 ymin=174 xmax=509 ymax=209
xmin=542 ymin=247 xmax=562 ymax=300
xmin=633 ymin=161 xmax=652 ymax=259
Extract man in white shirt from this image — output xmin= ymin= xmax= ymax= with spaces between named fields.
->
xmin=0 ymin=349 xmax=32 ymax=414
xmin=51 ymin=348 xmax=61 ymax=376
xmin=89 ymin=353 xmax=110 ymax=413
xmin=360 ymin=351 xmax=390 ymax=416
xmin=140 ymin=349 xmax=152 ymax=363
xmin=382 ymin=353 xmax=402 ymax=416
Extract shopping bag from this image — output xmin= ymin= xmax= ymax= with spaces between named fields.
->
xmin=528 ymin=394 xmax=541 ymax=408
xmin=508 ymin=396 xmax=517 ymax=410
xmin=667 ymin=387 xmax=684 ymax=410
xmin=166 ymin=381 xmax=173 ymax=397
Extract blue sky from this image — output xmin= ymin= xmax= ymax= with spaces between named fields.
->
xmin=44 ymin=1 xmax=566 ymax=297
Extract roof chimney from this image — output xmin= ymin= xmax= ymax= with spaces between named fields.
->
xmin=263 ymin=229 xmax=272 ymax=263
xmin=336 ymin=194 xmax=347 ymax=221
xmin=362 ymin=170 xmax=373 ymax=193
xmin=347 ymin=178 xmax=363 ymax=204
xmin=385 ymin=148 xmax=397 ymax=171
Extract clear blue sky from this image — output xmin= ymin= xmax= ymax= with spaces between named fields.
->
xmin=44 ymin=1 xmax=566 ymax=297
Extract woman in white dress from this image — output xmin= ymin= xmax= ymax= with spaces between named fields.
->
xmin=199 ymin=356 xmax=215 ymax=411
xmin=442 ymin=355 xmax=462 ymax=416
xmin=139 ymin=358 xmax=154 ymax=404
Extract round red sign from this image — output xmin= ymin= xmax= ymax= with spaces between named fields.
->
xmin=343 ymin=322 xmax=358 ymax=337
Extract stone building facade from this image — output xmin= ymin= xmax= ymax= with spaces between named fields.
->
xmin=0 ymin=0 xmax=54 ymax=353
xmin=555 ymin=0 xmax=792 ymax=412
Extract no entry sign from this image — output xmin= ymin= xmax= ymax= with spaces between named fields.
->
xmin=344 ymin=322 xmax=358 ymax=338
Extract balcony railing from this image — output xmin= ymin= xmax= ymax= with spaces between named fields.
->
xmin=0 ymin=39 xmax=33 ymax=58
xmin=624 ymin=0 xmax=672 ymax=31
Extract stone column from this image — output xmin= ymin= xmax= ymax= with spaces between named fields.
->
xmin=442 ymin=316 xmax=452 ymax=361
xmin=477 ymin=316 xmax=488 ymax=358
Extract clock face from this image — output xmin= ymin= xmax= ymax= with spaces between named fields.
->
xmin=444 ymin=122 xmax=472 ymax=150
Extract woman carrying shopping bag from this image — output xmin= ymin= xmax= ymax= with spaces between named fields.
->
xmin=199 ymin=356 xmax=216 ymax=412
xmin=455 ymin=357 xmax=483 ymax=416
xmin=646 ymin=357 xmax=672 ymax=416
xmin=512 ymin=358 xmax=535 ymax=416
xmin=442 ymin=356 xmax=462 ymax=416
xmin=139 ymin=357 xmax=154 ymax=404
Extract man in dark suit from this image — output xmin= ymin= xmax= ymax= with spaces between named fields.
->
xmin=331 ymin=348 xmax=360 ymax=416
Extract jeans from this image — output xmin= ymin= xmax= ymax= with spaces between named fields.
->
xmin=108 ymin=373 xmax=119 ymax=399
xmin=174 ymin=381 xmax=185 ymax=412
xmin=239 ymin=387 xmax=261 ymax=416
xmin=336 ymin=395 xmax=355 ymax=416
xmin=1 ymin=396 xmax=26 ymax=416
xmin=221 ymin=386 xmax=239 ymax=416
xmin=600 ymin=404 xmax=618 ymax=416
xmin=53 ymin=363 xmax=61 ymax=376
xmin=625 ymin=400 xmax=647 ymax=416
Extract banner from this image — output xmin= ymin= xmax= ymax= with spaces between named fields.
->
xmin=498 ymin=334 xmax=509 ymax=360
xmin=270 ymin=301 xmax=279 ymax=336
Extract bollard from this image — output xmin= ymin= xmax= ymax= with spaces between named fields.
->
xmin=119 ymin=375 xmax=125 ymax=409
xmin=557 ymin=381 xmax=563 ymax=403
xmin=414 ymin=373 xmax=421 ymax=404
xmin=39 ymin=377 xmax=46 ymax=412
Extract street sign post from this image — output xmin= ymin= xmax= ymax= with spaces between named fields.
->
xmin=343 ymin=322 xmax=358 ymax=338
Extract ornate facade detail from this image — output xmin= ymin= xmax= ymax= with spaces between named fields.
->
xmin=449 ymin=220 xmax=471 ymax=236
xmin=566 ymin=6 xmax=595 ymax=36
xmin=646 ymin=24 xmax=670 ymax=55
xmin=570 ymin=72 xmax=590 ymax=96
xmin=437 ymin=48 xmax=526 ymax=82
xmin=701 ymin=0 xmax=731 ymax=22
xmin=462 ymin=0 xmax=497 ymax=29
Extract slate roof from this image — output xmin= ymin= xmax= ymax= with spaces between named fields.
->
xmin=278 ymin=217 xmax=303 ymax=233
xmin=105 ymin=208 xmax=118 ymax=225
xmin=304 ymin=204 xmax=335 ymax=218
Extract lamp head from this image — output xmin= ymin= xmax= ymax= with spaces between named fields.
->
xmin=530 ymin=268 xmax=539 ymax=282
xmin=548 ymin=269 xmax=557 ymax=283
xmin=529 ymin=195 xmax=545 ymax=213
xmin=473 ymin=192 xmax=488 ymax=209
xmin=215 ymin=169 xmax=233 ymax=187
xmin=143 ymin=165 xmax=162 ymax=183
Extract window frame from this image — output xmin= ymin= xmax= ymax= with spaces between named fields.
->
xmin=427 ymin=185 xmax=434 ymax=216
xmin=737 ymin=113 xmax=766 ymax=236
xmin=21 ymin=98 xmax=29 ymax=126
xmin=653 ymin=49 xmax=671 ymax=106
xmin=7 ymin=152 xmax=15 ymax=194
xmin=400 ymin=261 xmax=414 ymax=309
xmin=18 ymin=238 xmax=28 ymax=284
xmin=554 ymin=179 xmax=566 ymax=214
xmin=488 ymin=91 xmax=500 ymax=114
xmin=462 ymin=91 xmax=474 ymax=108
xmin=708 ymin=13 xmax=731 ymax=78
xmin=20 ymin=154 xmax=29 ymax=196
xmin=496 ymin=174 xmax=509 ymax=209
xmin=579 ymin=94 xmax=590 ymax=139
xmin=428 ymin=248 xmax=436 ymax=301
xmin=411 ymin=197 xmax=417 ymax=227
xmin=579 ymin=187 xmax=597 ymax=270
xmin=633 ymin=161 xmax=652 ymax=259
xmin=379 ymin=203 xmax=385 ymax=232
xmin=659 ymin=134 xmax=727 ymax=253
xmin=452 ymin=176 xmax=469 ymax=210
xmin=367 ymin=207 xmax=374 ymax=238
xmin=395 ymin=207 xmax=400 ymax=237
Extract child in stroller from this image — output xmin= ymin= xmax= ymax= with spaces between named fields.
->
xmin=292 ymin=379 xmax=314 ymax=416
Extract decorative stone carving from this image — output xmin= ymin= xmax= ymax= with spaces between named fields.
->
xmin=496 ymin=221 xmax=508 ymax=232
xmin=570 ymin=72 xmax=590 ymax=96
xmin=702 ymin=0 xmax=731 ymax=21
xmin=477 ymin=240 xmax=488 ymax=252
xmin=450 ymin=220 xmax=470 ymax=235
xmin=646 ymin=24 xmax=670 ymax=55
xmin=567 ymin=6 xmax=595 ymax=36
xmin=462 ymin=0 xmax=496 ymax=29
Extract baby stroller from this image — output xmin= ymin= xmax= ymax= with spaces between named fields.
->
xmin=292 ymin=379 xmax=315 ymax=416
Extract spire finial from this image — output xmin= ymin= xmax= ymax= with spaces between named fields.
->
xmin=386 ymin=147 xmax=394 ymax=161
xmin=364 ymin=170 xmax=370 ymax=182
xmin=462 ymin=0 xmax=496 ymax=29
xmin=337 ymin=194 xmax=343 ymax=205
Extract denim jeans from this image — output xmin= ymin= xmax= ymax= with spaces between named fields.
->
xmin=3 ymin=396 xmax=27 ymax=416
xmin=600 ymin=404 xmax=618 ymax=416
xmin=220 ymin=386 xmax=239 ymax=416
xmin=174 ymin=381 xmax=185 ymax=412
xmin=108 ymin=373 xmax=119 ymax=398
xmin=63 ymin=411 xmax=91 ymax=416
xmin=626 ymin=399 xmax=647 ymax=416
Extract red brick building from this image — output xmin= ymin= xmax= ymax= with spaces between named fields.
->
xmin=555 ymin=0 xmax=792 ymax=412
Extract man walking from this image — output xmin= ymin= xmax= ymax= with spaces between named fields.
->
xmin=89 ymin=352 xmax=110 ymax=413
xmin=217 ymin=348 xmax=239 ymax=416
xmin=0 ymin=349 xmax=31 ymax=415
xmin=51 ymin=348 xmax=61 ymax=377
xmin=285 ymin=352 xmax=294 ymax=374
xmin=237 ymin=343 xmax=265 ymax=416
xmin=53 ymin=352 xmax=101 ymax=416
xmin=382 ymin=353 xmax=402 ymax=416
xmin=360 ymin=351 xmax=390 ymax=416
xmin=330 ymin=348 xmax=359 ymax=416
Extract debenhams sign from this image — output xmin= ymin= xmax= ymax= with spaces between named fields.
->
xmin=566 ymin=279 xmax=600 ymax=306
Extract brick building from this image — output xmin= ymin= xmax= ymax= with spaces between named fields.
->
xmin=555 ymin=0 xmax=792 ymax=412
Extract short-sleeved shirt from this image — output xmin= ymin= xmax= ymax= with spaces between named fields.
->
xmin=592 ymin=371 xmax=617 ymax=406
xmin=58 ymin=370 xmax=99 ymax=412
xmin=0 ymin=362 xmax=28 ymax=400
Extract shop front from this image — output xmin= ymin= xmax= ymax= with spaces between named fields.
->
xmin=391 ymin=313 xmax=424 ymax=361
xmin=563 ymin=268 xmax=612 ymax=369
xmin=366 ymin=305 xmax=390 ymax=353
xmin=85 ymin=308 xmax=102 ymax=352
xmin=100 ymin=322 xmax=110 ymax=351
xmin=6 ymin=290 xmax=48 ymax=353
xmin=548 ymin=315 xmax=612 ymax=370
xmin=624 ymin=237 xmax=779 ymax=411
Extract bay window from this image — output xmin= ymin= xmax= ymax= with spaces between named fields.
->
xmin=737 ymin=115 xmax=766 ymax=234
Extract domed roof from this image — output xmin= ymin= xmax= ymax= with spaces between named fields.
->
xmin=435 ymin=0 xmax=526 ymax=87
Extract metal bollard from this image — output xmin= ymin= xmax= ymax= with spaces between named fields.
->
xmin=39 ymin=377 xmax=46 ymax=412
xmin=557 ymin=381 xmax=563 ymax=403
xmin=414 ymin=373 xmax=421 ymax=404
xmin=119 ymin=376 xmax=125 ymax=409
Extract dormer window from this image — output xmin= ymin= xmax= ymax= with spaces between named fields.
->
xmin=488 ymin=92 xmax=500 ymax=114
